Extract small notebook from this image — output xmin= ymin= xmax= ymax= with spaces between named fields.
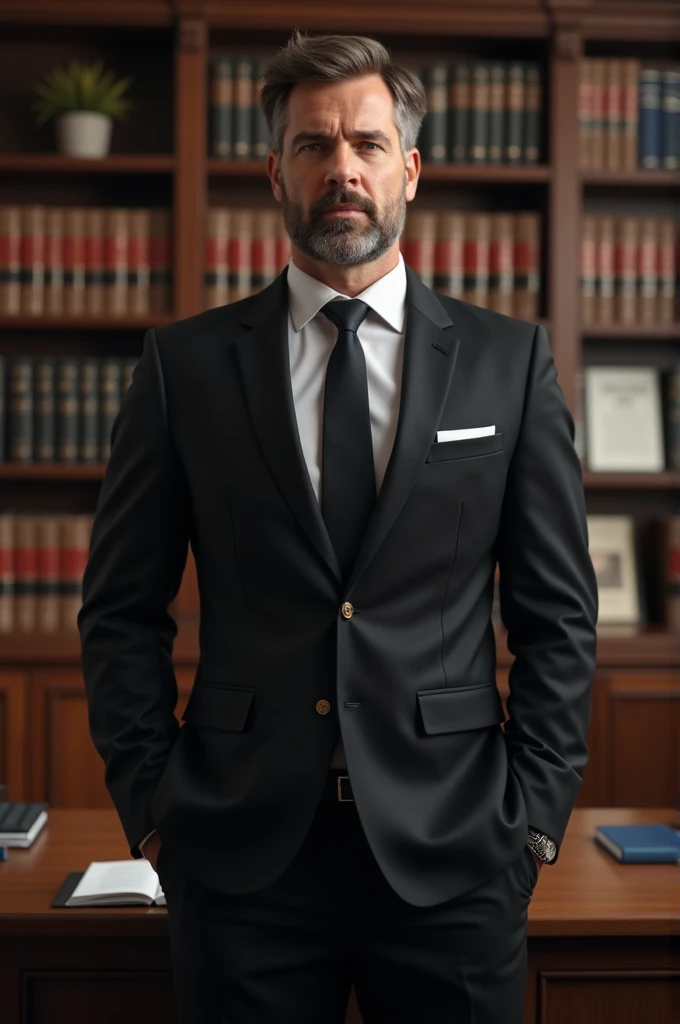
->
xmin=594 ymin=823 xmax=680 ymax=864
xmin=53 ymin=860 xmax=166 ymax=907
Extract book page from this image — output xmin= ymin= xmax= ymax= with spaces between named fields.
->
xmin=70 ymin=860 xmax=160 ymax=903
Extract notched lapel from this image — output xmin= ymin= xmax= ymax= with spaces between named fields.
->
xmin=344 ymin=266 xmax=460 ymax=593
xmin=234 ymin=268 xmax=343 ymax=585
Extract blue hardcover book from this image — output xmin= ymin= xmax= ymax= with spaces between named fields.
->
xmin=594 ymin=823 xmax=680 ymax=863
xmin=639 ymin=67 xmax=662 ymax=169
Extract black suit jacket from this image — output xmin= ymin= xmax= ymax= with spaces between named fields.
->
xmin=78 ymin=263 xmax=598 ymax=908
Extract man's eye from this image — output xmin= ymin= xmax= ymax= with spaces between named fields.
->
xmin=300 ymin=142 xmax=381 ymax=152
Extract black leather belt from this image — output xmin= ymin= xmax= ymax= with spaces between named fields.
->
xmin=328 ymin=771 xmax=354 ymax=801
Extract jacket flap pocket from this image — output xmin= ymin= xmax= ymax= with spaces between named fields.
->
xmin=182 ymin=681 xmax=255 ymax=731
xmin=426 ymin=432 xmax=503 ymax=463
xmin=416 ymin=684 xmax=505 ymax=734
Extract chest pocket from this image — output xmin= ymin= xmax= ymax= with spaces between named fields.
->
xmin=425 ymin=431 xmax=503 ymax=464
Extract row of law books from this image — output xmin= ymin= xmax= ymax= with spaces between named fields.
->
xmin=0 ymin=512 xmax=93 ymax=635
xmin=579 ymin=60 xmax=680 ymax=171
xmin=402 ymin=210 xmax=540 ymax=320
xmin=491 ymin=513 xmax=680 ymax=632
xmin=209 ymin=56 xmax=543 ymax=166
xmin=0 ymin=205 xmax=172 ymax=318
xmin=204 ymin=207 xmax=541 ymax=320
xmin=580 ymin=216 xmax=677 ymax=326
xmin=0 ymin=356 xmax=136 ymax=463
xmin=418 ymin=60 xmax=543 ymax=165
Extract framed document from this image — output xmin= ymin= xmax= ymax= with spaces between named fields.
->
xmin=586 ymin=515 xmax=642 ymax=627
xmin=584 ymin=366 xmax=665 ymax=472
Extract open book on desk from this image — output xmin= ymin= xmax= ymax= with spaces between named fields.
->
xmin=52 ymin=860 xmax=166 ymax=907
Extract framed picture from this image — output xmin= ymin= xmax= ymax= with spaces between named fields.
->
xmin=586 ymin=515 xmax=643 ymax=627
xmin=584 ymin=366 xmax=665 ymax=472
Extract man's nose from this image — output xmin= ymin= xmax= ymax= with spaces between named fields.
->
xmin=324 ymin=143 xmax=361 ymax=188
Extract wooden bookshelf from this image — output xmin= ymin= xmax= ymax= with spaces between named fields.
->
xmin=0 ymin=315 xmax=173 ymax=330
xmin=581 ymin=169 xmax=680 ymax=188
xmin=0 ymin=154 xmax=175 ymax=173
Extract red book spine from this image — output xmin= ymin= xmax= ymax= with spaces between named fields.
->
xmin=0 ymin=205 xmax=21 ymax=315
xmin=149 ymin=209 xmax=171 ymax=314
xmin=14 ymin=514 xmax=38 ymax=632
xmin=63 ymin=208 xmax=86 ymax=317
xmin=0 ymin=513 xmax=15 ymax=635
xmin=21 ymin=205 xmax=46 ymax=316
xmin=44 ymin=207 xmax=64 ymax=316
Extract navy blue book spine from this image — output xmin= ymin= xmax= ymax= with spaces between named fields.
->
xmin=639 ymin=67 xmax=662 ymax=169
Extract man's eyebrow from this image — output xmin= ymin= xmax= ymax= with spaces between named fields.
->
xmin=290 ymin=129 xmax=393 ymax=150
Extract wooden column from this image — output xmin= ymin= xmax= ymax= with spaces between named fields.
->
xmin=173 ymin=8 xmax=208 ymax=319
xmin=546 ymin=9 xmax=585 ymax=415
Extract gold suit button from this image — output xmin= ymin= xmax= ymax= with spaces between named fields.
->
xmin=316 ymin=699 xmax=331 ymax=715
xmin=341 ymin=602 xmax=354 ymax=619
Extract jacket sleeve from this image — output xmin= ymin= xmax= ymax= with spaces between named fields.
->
xmin=78 ymin=328 xmax=191 ymax=858
xmin=496 ymin=324 xmax=599 ymax=861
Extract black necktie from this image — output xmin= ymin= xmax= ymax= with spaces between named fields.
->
xmin=320 ymin=298 xmax=376 ymax=582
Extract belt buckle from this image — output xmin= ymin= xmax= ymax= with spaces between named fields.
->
xmin=337 ymin=774 xmax=353 ymax=802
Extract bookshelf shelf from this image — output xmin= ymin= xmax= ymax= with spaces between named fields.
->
xmin=207 ymin=159 xmax=552 ymax=184
xmin=0 ymin=315 xmax=172 ymax=330
xmin=0 ymin=464 xmax=106 ymax=481
xmin=581 ymin=324 xmax=680 ymax=340
xmin=580 ymin=170 xmax=680 ymax=189
xmin=582 ymin=471 xmax=680 ymax=490
xmin=0 ymin=154 xmax=175 ymax=174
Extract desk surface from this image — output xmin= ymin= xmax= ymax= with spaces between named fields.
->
xmin=0 ymin=807 xmax=678 ymax=939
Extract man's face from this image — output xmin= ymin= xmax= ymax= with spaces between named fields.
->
xmin=268 ymin=74 xmax=420 ymax=266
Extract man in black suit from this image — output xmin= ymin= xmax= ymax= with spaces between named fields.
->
xmin=79 ymin=29 xmax=598 ymax=1024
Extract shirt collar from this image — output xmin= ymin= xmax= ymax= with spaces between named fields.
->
xmin=287 ymin=251 xmax=407 ymax=334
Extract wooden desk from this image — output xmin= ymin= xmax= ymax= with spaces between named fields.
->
xmin=0 ymin=808 xmax=678 ymax=1024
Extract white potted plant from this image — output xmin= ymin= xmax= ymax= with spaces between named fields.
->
xmin=31 ymin=60 xmax=134 ymax=158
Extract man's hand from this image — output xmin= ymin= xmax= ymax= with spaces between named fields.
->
xmin=142 ymin=832 xmax=162 ymax=874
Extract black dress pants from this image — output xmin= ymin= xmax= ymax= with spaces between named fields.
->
xmin=156 ymin=769 xmax=539 ymax=1024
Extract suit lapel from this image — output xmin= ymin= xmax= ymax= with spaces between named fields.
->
xmin=344 ymin=266 xmax=460 ymax=594
xmin=234 ymin=267 xmax=343 ymax=584
xmin=233 ymin=262 xmax=461 ymax=593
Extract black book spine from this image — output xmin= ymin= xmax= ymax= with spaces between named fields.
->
xmin=469 ymin=61 xmax=490 ymax=164
xmin=233 ymin=58 xmax=253 ymax=160
xmin=211 ymin=57 xmax=233 ymax=158
xmin=56 ymin=358 xmax=79 ymax=463
xmin=505 ymin=61 xmax=525 ymax=164
xmin=423 ymin=62 xmax=449 ymax=163
xmin=34 ymin=357 xmax=56 ymax=462
xmin=8 ymin=357 xmax=33 ymax=463
xmin=78 ymin=359 xmax=100 ymax=463
xmin=99 ymin=359 xmax=122 ymax=462
xmin=449 ymin=61 xmax=470 ymax=164
xmin=523 ymin=61 xmax=542 ymax=164
xmin=487 ymin=61 xmax=505 ymax=164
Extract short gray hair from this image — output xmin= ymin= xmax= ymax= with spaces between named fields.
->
xmin=260 ymin=30 xmax=427 ymax=158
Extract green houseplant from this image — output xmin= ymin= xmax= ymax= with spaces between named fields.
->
xmin=31 ymin=60 xmax=134 ymax=158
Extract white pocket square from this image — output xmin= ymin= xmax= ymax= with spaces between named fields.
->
xmin=436 ymin=425 xmax=495 ymax=442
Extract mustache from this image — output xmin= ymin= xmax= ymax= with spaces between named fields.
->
xmin=311 ymin=190 xmax=376 ymax=219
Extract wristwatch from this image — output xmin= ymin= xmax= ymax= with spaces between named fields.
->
xmin=526 ymin=828 xmax=557 ymax=864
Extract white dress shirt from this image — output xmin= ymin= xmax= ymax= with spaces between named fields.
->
xmin=139 ymin=252 xmax=408 ymax=855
